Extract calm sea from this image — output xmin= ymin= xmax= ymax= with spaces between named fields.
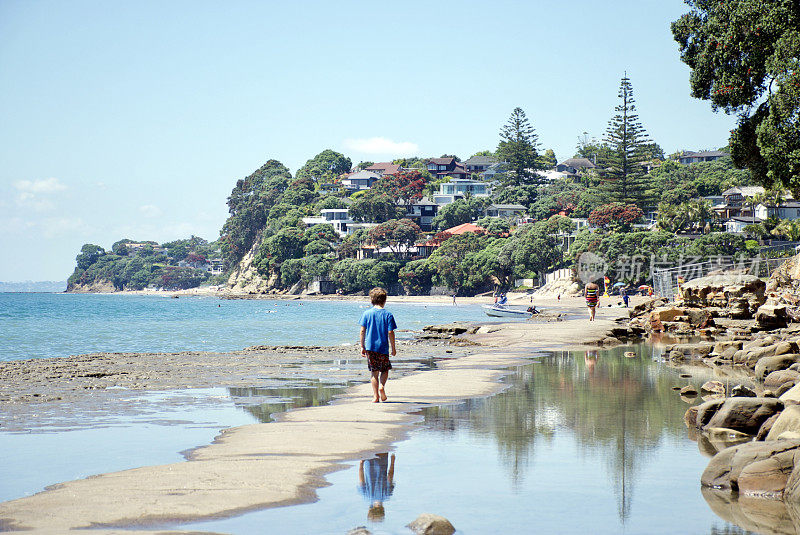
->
xmin=0 ymin=293 xmax=491 ymax=361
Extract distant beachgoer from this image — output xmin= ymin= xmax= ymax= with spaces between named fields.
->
xmin=359 ymin=287 xmax=397 ymax=403
xmin=359 ymin=453 xmax=395 ymax=522
xmin=585 ymin=282 xmax=600 ymax=321
xmin=452 ymin=292 xmax=457 ymax=305
xmin=557 ymin=294 xmax=561 ymax=302
xmin=621 ymin=288 xmax=629 ymax=308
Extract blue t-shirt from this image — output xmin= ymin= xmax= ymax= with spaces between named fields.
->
xmin=359 ymin=307 xmax=397 ymax=355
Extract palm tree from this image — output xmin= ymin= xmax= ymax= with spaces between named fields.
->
xmin=771 ymin=219 xmax=800 ymax=242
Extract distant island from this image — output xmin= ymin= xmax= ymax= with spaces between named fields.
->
xmin=0 ymin=281 xmax=67 ymax=293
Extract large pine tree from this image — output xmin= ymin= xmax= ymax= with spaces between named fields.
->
xmin=496 ymin=107 xmax=542 ymax=187
xmin=598 ymin=75 xmax=652 ymax=207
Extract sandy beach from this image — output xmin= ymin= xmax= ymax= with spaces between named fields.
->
xmin=0 ymin=299 xmax=633 ymax=532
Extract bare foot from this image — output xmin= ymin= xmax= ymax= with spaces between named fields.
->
xmin=379 ymin=388 xmax=387 ymax=402
xmin=372 ymin=397 xmax=380 ymax=403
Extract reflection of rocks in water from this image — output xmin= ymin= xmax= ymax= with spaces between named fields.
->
xmin=703 ymin=487 xmax=800 ymax=535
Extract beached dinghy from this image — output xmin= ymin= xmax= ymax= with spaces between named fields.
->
xmin=482 ymin=304 xmax=533 ymax=318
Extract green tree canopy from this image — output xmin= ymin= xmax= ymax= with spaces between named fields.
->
xmin=349 ymin=190 xmax=401 ymax=223
xmin=432 ymin=197 xmax=489 ymax=230
xmin=295 ymin=149 xmax=352 ymax=184
xmin=672 ymin=1 xmax=800 ymax=194
xmin=220 ymin=159 xmax=292 ymax=267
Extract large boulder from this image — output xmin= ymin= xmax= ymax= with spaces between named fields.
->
xmin=767 ymin=406 xmax=800 ymax=441
xmin=695 ymin=398 xmax=727 ymax=428
xmin=406 ymin=514 xmax=456 ymax=535
xmin=704 ymin=398 xmax=784 ymax=435
xmin=765 ymin=369 xmax=800 ymax=388
xmin=682 ymin=274 xmax=766 ymax=318
xmin=701 ymin=439 xmax=800 ymax=491
xmin=754 ymin=354 xmax=800 ymax=380
xmin=781 ymin=383 xmax=800 ymax=403
xmin=734 ymin=341 xmax=799 ymax=368
xmin=756 ymin=304 xmax=789 ymax=329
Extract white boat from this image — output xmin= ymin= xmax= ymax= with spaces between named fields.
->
xmin=482 ymin=304 xmax=533 ymax=318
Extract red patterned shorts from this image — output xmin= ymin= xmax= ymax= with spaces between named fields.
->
xmin=364 ymin=350 xmax=392 ymax=373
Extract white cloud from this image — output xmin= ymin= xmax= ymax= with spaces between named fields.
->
xmin=14 ymin=177 xmax=67 ymax=194
xmin=139 ymin=204 xmax=163 ymax=218
xmin=13 ymin=177 xmax=67 ymax=212
xmin=343 ymin=137 xmax=419 ymax=156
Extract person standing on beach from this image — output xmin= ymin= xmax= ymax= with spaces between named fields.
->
xmin=585 ymin=281 xmax=600 ymax=321
xmin=359 ymin=287 xmax=397 ymax=403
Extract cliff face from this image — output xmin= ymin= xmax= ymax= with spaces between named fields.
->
xmin=226 ymin=235 xmax=276 ymax=294
xmin=66 ymin=279 xmax=117 ymax=293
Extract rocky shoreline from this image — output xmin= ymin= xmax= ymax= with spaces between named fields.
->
xmin=599 ymin=256 xmax=800 ymax=534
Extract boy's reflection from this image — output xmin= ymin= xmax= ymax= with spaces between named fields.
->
xmin=585 ymin=350 xmax=598 ymax=374
xmin=358 ymin=453 xmax=395 ymax=522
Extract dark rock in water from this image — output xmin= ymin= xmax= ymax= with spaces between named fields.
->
xmin=695 ymin=399 xmax=726 ymax=428
xmin=407 ymin=514 xmax=456 ymax=535
xmin=423 ymin=323 xmax=471 ymax=336
xmin=681 ymin=385 xmax=698 ymax=396
xmin=756 ymin=413 xmax=782 ymax=441
xmin=731 ymin=384 xmax=757 ymax=398
xmin=754 ymin=354 xmax=800 ymax=380
xmin=680 ymin=373 xmax=692 ymax=378
xmin=705 ymin=398 xmax=784 ymax=435
xmin=347 ymin=528 xmax=372 ymax=535
xmin=701 ymin=380 xmax=726 ymax=395
xmin=701 ymin=438 xmax=800 ymax=491
xmin=764 ymin=369 xmax=800 ymax=388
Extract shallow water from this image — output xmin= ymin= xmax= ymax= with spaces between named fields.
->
xmin=178 ymin=345 xmax=752 ymax=535
xmin=0 ymin=293 xmax=496 ymax=361
xmin=0 ymin=382 xmax=347 ymax=502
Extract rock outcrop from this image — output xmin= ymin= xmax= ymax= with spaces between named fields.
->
xmin=681 ymin=274 xmax=766 ymax=319
xmin=226 ymin=235 xmax=275 ymax=294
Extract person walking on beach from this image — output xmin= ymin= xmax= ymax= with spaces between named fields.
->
xmin=621 ymin=287 xmax=629 ymax=308
xmin=585 ymin=281 xmax=600 ymax=321
xmin=360 ymin=287 xmax=397 ymax=403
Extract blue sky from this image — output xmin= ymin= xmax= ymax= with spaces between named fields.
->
xmin=0 ymin=0 xmax=737 ymax=281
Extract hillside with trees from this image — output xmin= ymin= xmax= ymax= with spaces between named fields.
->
xmin=67 ymin=51 xmax=799 ymax=295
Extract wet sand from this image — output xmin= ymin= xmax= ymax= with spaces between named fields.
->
xmin=0 ymin=300 xmax=634 ymax=532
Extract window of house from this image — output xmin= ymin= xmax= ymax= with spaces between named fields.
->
xmin=438 ymin=165 xmax=446 ymax=171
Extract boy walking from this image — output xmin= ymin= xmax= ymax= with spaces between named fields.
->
xmin=359 ymin=287 xmax=397 ymax=403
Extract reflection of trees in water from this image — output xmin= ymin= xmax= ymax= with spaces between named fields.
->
xmin=423 ymin=345 xmax=690 ymax=520
xmin=227 ymin=383 xmax=346 ymax=423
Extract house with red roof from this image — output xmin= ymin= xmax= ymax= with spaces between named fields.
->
xmin=364 ymin=162 xmax=402 ymax=176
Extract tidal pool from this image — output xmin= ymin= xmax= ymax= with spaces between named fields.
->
xmin=179 ymin=345 xmax=754 ymax=534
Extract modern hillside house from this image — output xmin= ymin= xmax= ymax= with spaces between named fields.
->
xmin=301 ymin=209 xmax=352 ymax=236
xmin=426 ymin=157 xmax=468 ymax=181
xmin=675 ymin=150 xmax=727 ymax=165
xmin=432 ymin=178 xmax=492 ymax=205
xmin=485 ymin=204 xmax=527 ymax=219
xmin=404 ymin=198 xmax=439 ymax=231
xmin=341 ymin=170 xmax=380 ymax=191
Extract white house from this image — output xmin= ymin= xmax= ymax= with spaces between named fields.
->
xmin=755 ymin=200 xmax=800 ymax=221
xmin=341 ymin=170 xmax=380 ymax=191
xmin=302 ymin=209 xmax=353 ymax=236
xmin=432 ymin=178 xmax=492 ymax=205
xmin=725 ymin=216 xmax=763 ymax=233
